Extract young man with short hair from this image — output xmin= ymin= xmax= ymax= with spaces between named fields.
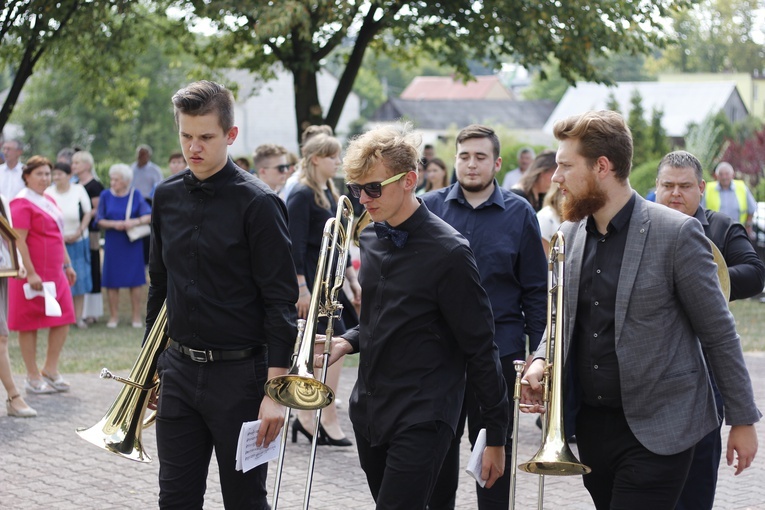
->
xmin=146 ymin=80 xmax=298 ymax=509
xmin=521 ymin=111 xmax=760 ymax=509
xmin=253 ymin=143 xmax=289 ymax=192
xmin=321 ymin=124 xmax=509 ymax=509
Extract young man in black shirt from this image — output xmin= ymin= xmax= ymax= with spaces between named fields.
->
xmin=320 ymin=124 xmax=509 ymax=509
xmin=145 ymin=81 xmax=298 ymax=509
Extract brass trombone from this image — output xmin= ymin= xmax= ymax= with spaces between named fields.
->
xmin=510 ymin=231 xmax=590 ymax=510
xmin=264 ymin=196 xmax=361 ymax=510
xmin=76 ymin=302 xmax=168 ymax=462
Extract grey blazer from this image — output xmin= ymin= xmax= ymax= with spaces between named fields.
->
xmin=542 ymin=193 xmax=761 ymax=455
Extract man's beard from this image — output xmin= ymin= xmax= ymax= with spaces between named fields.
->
xmin=459 ymin=176 xmax=493 ymax=193
xmin=561 ymin=173 xmax=608 ymax=222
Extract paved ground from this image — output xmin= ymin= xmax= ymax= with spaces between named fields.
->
xmin=1 ymin=354 xmax=764 ymax=509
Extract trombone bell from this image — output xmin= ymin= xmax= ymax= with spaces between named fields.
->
xmin=265 ymin=374 xmax=334 ymax=410
xmin=519 ymin=437 xmax=591 ymax=475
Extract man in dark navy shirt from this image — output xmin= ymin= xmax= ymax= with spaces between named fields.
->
xmin=655 ymin=150 xmax=765 ymax=510
xmin=145 ymin=81 xmax=298 ymax=509
xmin=320 ymin=124 xmax=509 ymax=509
xmin=423 ymin=124 xmax=547 ymax=510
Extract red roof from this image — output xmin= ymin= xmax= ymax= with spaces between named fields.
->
xmin=400 ymin=75 xmax=513 ymax=100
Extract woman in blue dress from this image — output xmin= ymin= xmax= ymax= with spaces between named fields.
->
xmin=97 ymin=164 xmax=152 ymax=328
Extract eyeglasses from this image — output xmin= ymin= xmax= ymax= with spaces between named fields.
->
xmin=347 ymin=172 xmax=407 ymax=199
xmin=266 ymin=164 xmax=291 ymax=173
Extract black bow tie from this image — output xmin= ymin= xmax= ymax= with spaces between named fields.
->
xmin=183 ymin=174 xmax=215 ymax=196
xmin=374 ymin=222 xmax=408 ymax=248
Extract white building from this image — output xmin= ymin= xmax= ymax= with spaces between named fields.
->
xmin=226 ymin=67 xmax=361 ymax=157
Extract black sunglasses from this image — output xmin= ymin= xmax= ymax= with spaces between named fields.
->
xmin=270 ymin=164 xmax=291 ymax=173
xmin=347 ymin=172 xmax=407 ymax=199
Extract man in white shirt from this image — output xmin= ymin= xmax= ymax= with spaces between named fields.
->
xmin=130 ymin=144 xmax=164 ymax=199
xmin=501 ymin=147 xmax=535 ymax=190
xmin=0 ymin=139 xmax=25 ymax=199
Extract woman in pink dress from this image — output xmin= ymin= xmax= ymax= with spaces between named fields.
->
xmin=8 ymin=156 xmax=76 ymax=394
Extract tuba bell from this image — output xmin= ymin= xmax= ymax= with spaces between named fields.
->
xmin=75 ymin=302 xmax=169 ymax=463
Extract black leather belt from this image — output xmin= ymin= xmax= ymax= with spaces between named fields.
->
xmin=168 ymin=339 xmax=264 ymax=363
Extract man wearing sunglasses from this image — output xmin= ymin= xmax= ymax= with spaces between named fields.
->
xmin=253 ymin=143 xmax=289 ymax=193
xmin=319 ymin=124 xmax=509 ymax=509
xmin=424 ymin=125 xmax=548 ymax=510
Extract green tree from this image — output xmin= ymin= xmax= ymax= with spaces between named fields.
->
xmin=181 ymin=0 xmax=694 ymax=144
xmin=12 ymin=27 xmax=194 ymax=166
xmin=655 ymin=0 xmax=765 ymax=73
xmin=606 ymin=93 xmax=621 ymax=112
xmin=649 ymin=107 xmax=670 ymax=159
xmin=628 ymin=90 xmax=650 ymax=166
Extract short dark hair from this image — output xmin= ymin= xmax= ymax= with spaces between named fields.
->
xmin=553 ymin=110 xmax=633 ymax=181
xmin=53 ymin=162 xmax=72 ymax=175
xmin=657 ymin=151 xmax=703 ymax=183
xmin=456 ymin=124 xmax=500 ymax=161
xmin=172 ymin=80 xmax=235 ymax=132
xmin=168 ymin=152 xmax=185 ymax=163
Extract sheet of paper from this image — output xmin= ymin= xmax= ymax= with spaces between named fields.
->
xmin=465 ymin=428 xmax=487 ymax=488
xmin=235 ymin=420 xmax=282 ymax=473
xmin=23 ymin=282 xmax=61 ymax=317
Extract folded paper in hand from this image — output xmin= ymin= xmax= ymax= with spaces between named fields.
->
xmin=235 ymin=420 xmax=281 ymax=473
xmin=23 ymin=282 xmax=61 ymax=317
xmin=465 ymin=428 xmax=487 ymax=488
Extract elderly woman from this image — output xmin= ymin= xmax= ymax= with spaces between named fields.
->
xmin=511 ymin=150 xmax=557 ymax=212
xmin=8 ymin=156 xmax=77 ymax=394
xmin=48 ymin=162 xmax=92 ymax=329
xmin=97 ymin=164 xmax=151 ymax=328
xmin=71 ymin=151 xmax=105 ymax=325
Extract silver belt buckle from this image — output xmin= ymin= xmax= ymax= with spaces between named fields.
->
xmin=187 ymin=348 xmax=209 ymax=363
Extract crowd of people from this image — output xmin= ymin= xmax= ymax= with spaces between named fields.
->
xmin=0 ymin=80 xmax=762 ymax=510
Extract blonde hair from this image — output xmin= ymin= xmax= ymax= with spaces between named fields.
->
xmin=299 ymin=134 xmax=342 ymax=209
xmin=343 ymin=124 xmax=420 ymax=183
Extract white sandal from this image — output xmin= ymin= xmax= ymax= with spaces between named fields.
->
xmin=25 ymin=378 xmax=57 ymax=394
xmin=41 ymin=372 xmax=71 ymax=392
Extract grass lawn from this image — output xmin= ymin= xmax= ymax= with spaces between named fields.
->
xmin=5 ymin=291 xmax=763 ymax=375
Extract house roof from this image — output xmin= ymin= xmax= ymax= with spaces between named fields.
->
xmin=372 ymin=98 xmax=556 ymax=130
xmin=544 ymin=81 xmax=744 ymax=137
xmin=400 ymin=75 xmax=514 ymax=100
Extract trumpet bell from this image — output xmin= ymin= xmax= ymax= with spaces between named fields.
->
xmin=265 ymin=374 xmax=334 ymax=410
xmin=518 ymin=437 xmax=591 ymax=476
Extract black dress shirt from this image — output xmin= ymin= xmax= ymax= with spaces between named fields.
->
xmin=575 ymin=194 xmax=635 ymax=408
xmin=342 ymin=202 xmax=509 ymax=447
xmin=695 ymin=207 xmax=765 ymax=301
xmin=146 ymin=159 xmax=298 ymax=368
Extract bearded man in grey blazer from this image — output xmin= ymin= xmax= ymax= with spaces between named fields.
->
xmin=521 ymin=110 xmax=761 ymax=510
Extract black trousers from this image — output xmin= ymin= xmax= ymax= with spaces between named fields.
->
xmin=576 ymin=404 xmax=695 ymax=510
xmin=355 ymin=421 xmax=454 ymax=510
xmin=429 ymin=351 xmax=523 ymax=510
xmin=675 ymin=376 xmax=724 ymax=510
xmin=155 ymin=348 xmax=270 ymax=510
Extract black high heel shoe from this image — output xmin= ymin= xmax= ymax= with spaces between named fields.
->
xmin=292 ymin=418 xmax=327 ymax=444
xmin=318 ymin=423 xmax=352 ymax=447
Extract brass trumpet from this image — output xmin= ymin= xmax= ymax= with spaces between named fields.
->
xmin=510 ymin=232 xmax=590 ymax=509
xmin=265 ymin=196 xmax=360 ymax=510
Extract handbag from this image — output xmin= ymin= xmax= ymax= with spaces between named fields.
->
xmin=125 ymin=189 xmax=151 ymax=242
